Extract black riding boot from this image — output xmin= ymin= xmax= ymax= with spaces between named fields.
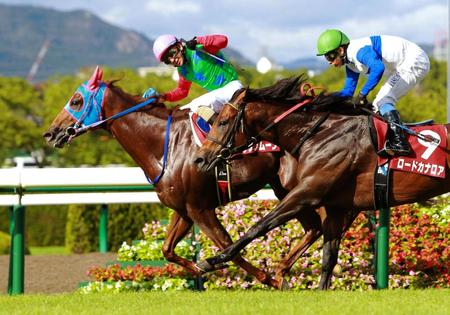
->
xmin=382 ymin=110 xmax=411 ymax=156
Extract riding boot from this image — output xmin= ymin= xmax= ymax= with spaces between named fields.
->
xmin=382 ymin=110 xmax=411 ymax=156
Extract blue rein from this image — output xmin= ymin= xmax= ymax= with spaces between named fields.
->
xmin=69 ymin=97 xmax=157 ymax=134
xmin=146 ymin=114 xmax=172 ymax=185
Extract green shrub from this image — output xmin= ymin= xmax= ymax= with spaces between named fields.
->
xmin=0 ymin=230 xmax=10 ymax=254
xmin=0 ymin=205 xmax=68 ymax=246
xmin=26 ymin=205 xmax=68 ymax=246
xmin=107 ymin=203 xmax=167 ymax=251
xmin=65 ymin=203 xmax=168 ymax=253
xmin=65 ymin=204 xmax=98 ymax=253
xmin=0 ymin=230 xmax=31 ymax=255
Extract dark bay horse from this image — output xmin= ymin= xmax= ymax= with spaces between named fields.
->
xmin=195 ymin=76 xmax=450 ymax=289
xmin=43 ymin=68 xmax=329 ymax=289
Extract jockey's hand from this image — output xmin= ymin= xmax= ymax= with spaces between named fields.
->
xmin=142 ymin=88 xmax=159 ymax=99
xmin=353 ymin=92 xmax=368 ymax=107
xmin=184 ymin=37 xmax=197 ymax=50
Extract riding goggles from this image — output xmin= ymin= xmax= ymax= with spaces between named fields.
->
xmin=324 ymin=50 xmax=339 ymax=62
xmin=162 ymin=46 xmax=180 ymax=65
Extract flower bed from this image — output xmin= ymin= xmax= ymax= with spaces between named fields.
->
xmin=83 ymin=197 xmax=449 ymax=292
xmin=196 ymin=199 xmax=449 ymax=290
xmin=117 ymin=239 xmax=193 ymax=261
xmin=81 ymin=264 xmax=194 ymax=293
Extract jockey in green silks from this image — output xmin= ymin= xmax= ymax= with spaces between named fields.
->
xmin=145 ymin=34 xmax=242 ymax=123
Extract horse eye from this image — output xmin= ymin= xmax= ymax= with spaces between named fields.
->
xmin=69 ymin=94 xmax=83 ymax=110
xmin=219 ymin=120 xmax=228 ymax=126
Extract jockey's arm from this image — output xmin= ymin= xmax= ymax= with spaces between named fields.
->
xmin=340 ymin=67 xmax=359 ymax=97
xmin=163 ymin=76 xmax=193 ymax=102
xmin=196 ymin=35 xmax=228 ymax=54
xmin=357 ymin=47 xmax=385 ymax=96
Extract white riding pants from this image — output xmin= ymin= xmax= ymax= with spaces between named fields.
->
xmin=180 ymin=80 xmax=244 ymax=113
xmin=373 ymin=49 xmax=430 ymax=112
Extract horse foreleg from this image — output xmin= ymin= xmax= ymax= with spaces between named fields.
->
xmin=318 ymin=209 xmax=360 ymax=290
xmin=189 ymin=207 xmax=281 ymax=289
xmin=318 ymin=210 xmax=347 ymax=290
xmin=274 ymin=208 xmax=324 ymax=287
xmin=162 ymin=211 xmax=200 ymax=275
xmin=197 ymin=188 xmax=311 ymax=272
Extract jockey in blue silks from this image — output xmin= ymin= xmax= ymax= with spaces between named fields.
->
xmin=316 ymin=29 xmax=430 ymax=156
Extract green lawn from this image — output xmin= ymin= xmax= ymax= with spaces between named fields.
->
xmin=0 ymin=289 xmax=448 ymax=315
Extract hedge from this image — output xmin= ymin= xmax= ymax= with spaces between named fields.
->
xmin=65 ymin=203 xmax=168 ymax=253
xmin=0 ymin=205 xmax=67 ymax=246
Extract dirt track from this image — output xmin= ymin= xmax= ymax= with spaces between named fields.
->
xmin=0 ymin=253 xmax=116 ymax=294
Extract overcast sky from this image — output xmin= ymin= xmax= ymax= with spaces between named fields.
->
xmin=1 ymin=0 xmax=448 ymax=63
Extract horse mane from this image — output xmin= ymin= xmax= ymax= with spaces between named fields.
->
xmin=242 ymin=75 xmax=372 ymax=116
xmin=243 ymin=75 xmax=307 ymax=105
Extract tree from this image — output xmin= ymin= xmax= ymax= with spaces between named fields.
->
xmin=0 ymin=77 xmax=43 ymax=163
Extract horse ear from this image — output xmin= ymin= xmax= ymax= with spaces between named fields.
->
xmin=87 ymin=66 xmax=103 ymax=90
xmin=234 ymin=89 xmax=247 ymax=104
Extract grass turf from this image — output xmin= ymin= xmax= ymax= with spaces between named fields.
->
xmin=0 ymin=289 xmax=448 ymax=315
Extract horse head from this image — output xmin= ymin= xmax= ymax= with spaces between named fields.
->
xmin=43 ymin=66 xmax=108 ymax=148
xmin=44 ymin=65 xmax=159 ymax=148
xmin=195 ymin=89 xmax=250 ymax=173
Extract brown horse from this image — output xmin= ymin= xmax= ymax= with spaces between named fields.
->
xmin=43 ymin=68 xmax=330 ymax=289
xmin=195 ymin=76 xmax=450 ymax=289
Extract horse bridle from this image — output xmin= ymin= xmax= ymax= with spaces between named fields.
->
xmin=65 ymin=85 xmax=157 ymax=140
xmin=205 ymin=101 xmax=248 ymax=162
xmin=205 ymin=93 xmax=329 ymax=165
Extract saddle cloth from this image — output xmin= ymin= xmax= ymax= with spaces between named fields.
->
xmin=373 ymin=117 xmax=447 ymax=178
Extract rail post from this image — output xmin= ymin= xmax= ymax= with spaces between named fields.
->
xmin=375 ymin=207 xmax=390 ymax=289
xmin=8 ymin=204 xmax=25 ymax=295
xmin=99 ymin=204 xmax=108 ymax=253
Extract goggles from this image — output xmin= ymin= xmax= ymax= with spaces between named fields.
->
xmin=325 ymin=50 xmax=339 ymax=62
xmin=162 ymin=46 xmax=180 ymax=65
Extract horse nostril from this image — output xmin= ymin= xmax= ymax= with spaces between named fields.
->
xmin=194 ymin=156 xmax=204 ymax=165
xmin=43 ymin=131 xmax=53 ymax=141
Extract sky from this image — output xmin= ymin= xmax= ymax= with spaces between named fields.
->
xmin=1 ymin=0 xmax=448 ymax=63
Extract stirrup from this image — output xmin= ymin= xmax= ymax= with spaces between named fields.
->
xmin=383 ymin=141 xmax=411 ymax=157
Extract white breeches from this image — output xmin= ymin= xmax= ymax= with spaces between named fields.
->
xmin=373 ymin=49 xmax=430 ymax=112
xmin=180 ymin=80 xmax=244 ymax=113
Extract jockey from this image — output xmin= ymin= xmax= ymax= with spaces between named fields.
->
xmin=316 ymin=29 xmax=430 ymax=156
xmin=145 ymin=34 xmax=243 ymax=123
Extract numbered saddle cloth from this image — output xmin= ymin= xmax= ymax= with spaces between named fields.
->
xmin=372 ymin=117 xmax=447 ymax=178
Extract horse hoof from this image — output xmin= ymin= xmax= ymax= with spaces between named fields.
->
xmin=196 ymin=260 xmax=214 ymax=273
xmin=213 ymin=262 xmax=229 ymax=270
xmin=196 ymin=260 xmax=229 ymax=273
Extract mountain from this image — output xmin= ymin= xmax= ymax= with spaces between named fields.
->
xmin=0 ymin=4 xmax=252 ymax=81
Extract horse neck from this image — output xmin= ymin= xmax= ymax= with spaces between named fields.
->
xmin=104 ymin=86 xmax=188 ymax=176
xmin=246 ymin=101 xmax=366 ymax=156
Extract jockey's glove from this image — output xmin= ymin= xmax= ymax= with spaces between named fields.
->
xmin=354 ymin=92 xmax=368 ymax=107
xmin=182 ymin=37 xmax=198 ymax=50
xmin=142 ymin=88 xmax=159 ymax=99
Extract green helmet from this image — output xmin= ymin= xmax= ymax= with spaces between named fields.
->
xmin=316 ymin=29 xmax=350 ymax=56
